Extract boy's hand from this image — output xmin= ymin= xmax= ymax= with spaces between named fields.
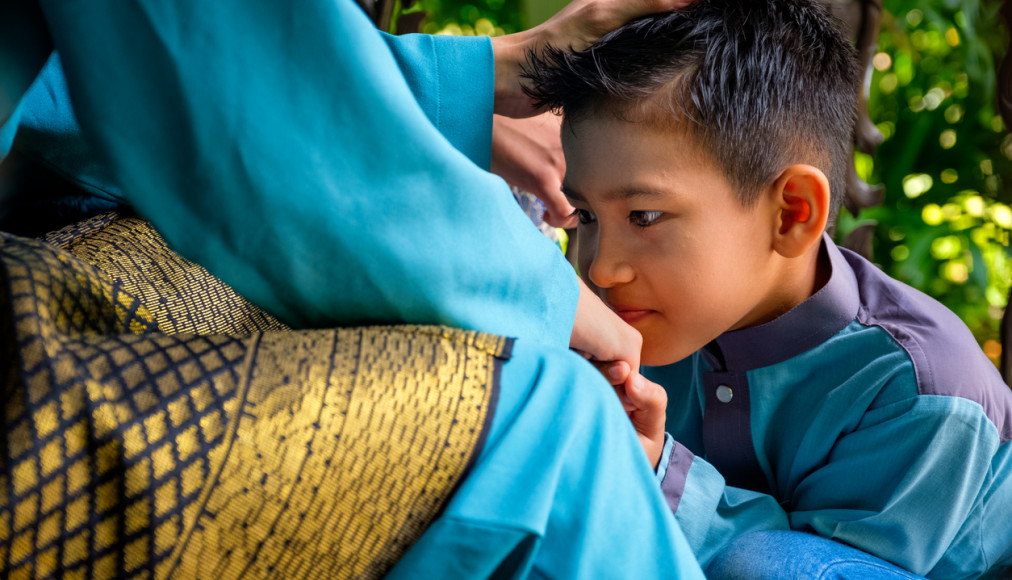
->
xmin=601 ymin=365 xmax=668 ymax=469
xmin=491 ymin=0 xmax=696 ymax=118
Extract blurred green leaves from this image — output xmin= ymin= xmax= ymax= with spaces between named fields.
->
xmin=837 ymin=0 xmax=1010 ymax=356
xmin=412 ymin=0 xmax=520 ymax=35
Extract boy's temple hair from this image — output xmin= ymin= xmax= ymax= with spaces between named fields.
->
xmin=523 ymin=0 xmax=860 ymax=220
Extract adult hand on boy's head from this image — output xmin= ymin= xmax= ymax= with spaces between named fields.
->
xmin=491 ymin=112 xmax=576 ymax=227
xmin=491 ymin=0 xmax=696 ymax=118
xmin=571 ymin=277 xmax=642 ymax=374
xmin=532 ymin=0 xmax=698 ymax=55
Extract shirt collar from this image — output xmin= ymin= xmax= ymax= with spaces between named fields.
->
xmin=704 ymin=235 xmax=860 ymax=371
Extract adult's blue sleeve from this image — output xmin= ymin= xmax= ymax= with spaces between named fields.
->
xmin=380 ymin=32 xmax=494 ymax=169
xmin=0 ymin=0 xmax=52 ymax=159
xmin=6 ymin=32 xmax=489 ymax=207
xmin=34 ymin=0 xmax=579 ymax=346
xmin=4 ymin=54 xmax=125 ymax=203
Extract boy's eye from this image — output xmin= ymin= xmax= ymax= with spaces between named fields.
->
xmin=572 ymin=208 xmax=597 ymax=225
xmin=629 ymin=211 xmax=663 ymax=227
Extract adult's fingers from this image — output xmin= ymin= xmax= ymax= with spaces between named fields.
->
xmin=549 ymin=0 xmax=698 ymax=53
xmin=594 ymin=360 xmax=632 ymax=386
xmin=538 ymin=185 xmax=578 ymax=228
xmin=489 ymin=113 xmax=576 ymax=227
xmin=608 ymin=0 xmax=697 ymax=26
xmin=570 ymin=277 xmax=642 ymax=374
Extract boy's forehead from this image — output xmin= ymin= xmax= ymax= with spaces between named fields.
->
xmin=563 ymin=108 xmax=698 ymax=145
xmin=561 ymin=115 xmax=733 ymax=203
xmin=561 ymin=114 xmax=707 ymax=170
xmin=564 ymin=94 xmax=696 ymax=132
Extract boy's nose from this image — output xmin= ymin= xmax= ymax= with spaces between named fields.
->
xmin=586 ymin=235 xmax=635 ymax=289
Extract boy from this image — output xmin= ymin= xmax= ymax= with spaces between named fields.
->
xmin=526 ymin=0 xmax=1012 ymax=577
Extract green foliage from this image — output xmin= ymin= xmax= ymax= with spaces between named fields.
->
xmin=836 ymin=0 xmax=1010 ymax=354
xmin=412 ymin=0 xmax=521 ymax=36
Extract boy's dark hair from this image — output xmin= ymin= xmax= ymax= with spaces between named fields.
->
xmin=523 ymin=0 xmax=859 ymax=219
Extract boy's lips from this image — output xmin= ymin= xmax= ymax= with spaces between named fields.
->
xmin=608 ymin=305 xmax=656 ymax=324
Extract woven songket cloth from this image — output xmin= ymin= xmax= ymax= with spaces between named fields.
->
xmin=0 ymin=213 xmax=508 ymax=578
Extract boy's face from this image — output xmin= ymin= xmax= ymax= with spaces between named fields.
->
xmin=562 ymin=115 xmax=782 ymax=366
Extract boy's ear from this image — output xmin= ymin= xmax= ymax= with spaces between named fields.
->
xmin=769 ymin=164 xmax=830 ymax=259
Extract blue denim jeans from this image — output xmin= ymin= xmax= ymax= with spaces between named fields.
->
xmin=706 ymin=531 xmax=927 ymax=580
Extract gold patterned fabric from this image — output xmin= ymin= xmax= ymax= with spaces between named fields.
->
xmin=39 ymin=212 xmax=289 ymax=336
xmin=0 ymin=215 xmax=509 ymax=579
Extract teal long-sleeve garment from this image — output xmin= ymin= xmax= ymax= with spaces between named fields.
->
xmin=0 ymin=5 xmax=713 ymax=578
xmin=1 ymin=0 xmax=578 ymax=346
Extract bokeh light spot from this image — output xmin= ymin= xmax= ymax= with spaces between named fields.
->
xmin=931 ymin=236 xmax=962 ymax=260
xmin=946 ymin=27 xmax=960 ymax=47
xmin=990 ymin=204 xmax=1012 ymax=229
xmin=944 ymin=261 xmax=969 ymax=284
xmin=964 ymin=195 xmax=985 ymax=217
xmin=923 ymin=204 xmax=944 ymax=226
xmin=944 ymin=104 xmax=963 ymax=124
xmin=940 ymin=129 xmax=957 ymax=149
xmin=984 ymin=340 xmax=1002 ymax=363
xmin=873 ymin=52 xmax=892 ymax=71
xmin=903 ymin=173 xmax=933 ymax=198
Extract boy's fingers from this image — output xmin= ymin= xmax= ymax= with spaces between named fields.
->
xmin=612 ymin=385 xmax=636 ymax=413
xmin=626 ymin=374 xmax=667 ymax=426
xmin=626 ymin=374 xmax=668 ymax=469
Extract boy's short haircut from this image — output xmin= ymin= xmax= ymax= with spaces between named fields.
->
xmin=524 ymin=0 xmax=860 ymax=221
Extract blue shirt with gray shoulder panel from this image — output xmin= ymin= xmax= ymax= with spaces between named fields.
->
xmin=647 ymin=236 xmax=1012 ymax=579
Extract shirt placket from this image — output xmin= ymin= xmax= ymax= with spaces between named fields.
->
xmin=702 ymin=369 xmax=770 ymax=494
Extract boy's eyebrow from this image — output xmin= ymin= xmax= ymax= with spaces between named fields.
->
xmin=608 ymin=188 xmax=667 ymax=202
xmin=561 ymin=183 xmax=584 ymax=201
xmin=562 ymin=183 xmax=669 ymax=203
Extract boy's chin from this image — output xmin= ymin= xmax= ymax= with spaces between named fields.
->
xmin=641 ymin=344 xmax=696 ymax=367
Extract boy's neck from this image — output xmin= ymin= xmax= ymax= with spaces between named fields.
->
xmin=736 ymin=237 xmax=831 ymax=332
xmin=780 ymin=237 xmax=832 ymax=320
xmin=809 ymin=239 xmax=832 ymax=298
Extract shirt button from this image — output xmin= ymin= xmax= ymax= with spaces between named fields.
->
xmin=716 ymin=385 xmax=733 ymax=403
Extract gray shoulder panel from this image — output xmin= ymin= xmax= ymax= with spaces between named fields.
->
xmin=842 ymin=247 xmax=1012 ymax=442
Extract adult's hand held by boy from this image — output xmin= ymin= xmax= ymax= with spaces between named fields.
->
xmin=490 ymin=0 xmax=697 ymax=118
xmin=490 ymin=113 xmax=576 ymax=227
xmin=570 ymin=276 xmax=642 ymax=374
